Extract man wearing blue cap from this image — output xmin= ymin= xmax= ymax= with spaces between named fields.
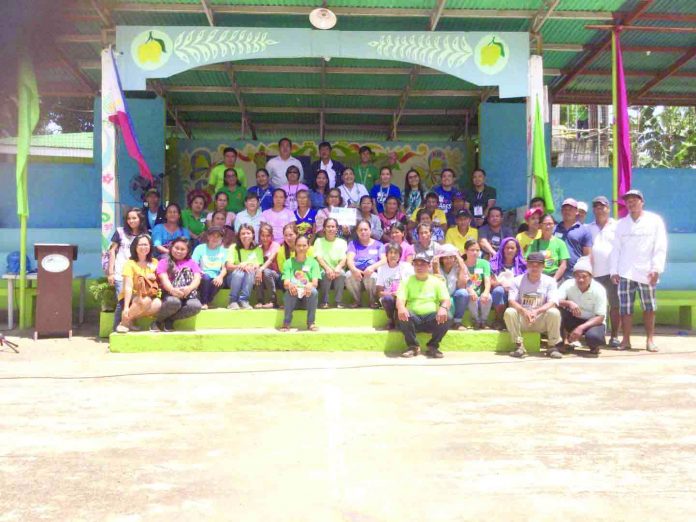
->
xmin=554 ymin=197 xmax=592 ymax=277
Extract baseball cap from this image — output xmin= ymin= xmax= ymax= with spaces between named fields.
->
xmin=573 ymin=256 xmax=593 ymax=275
xmin=434 ymin=243 xmax=459 ymax=258
xmin=562 ymin=198 xmax=578 ymax=208
xmin=452 ymin=191 xmax=465 ymax=200
xmin=413 ymin=252 xmax=431 ymax=263
xmin=527 ymin=252 xmax=546 ymax=264
xmin=622 ymin=189 xmax=644 ymax=201
xmin=456 ymin=209 xmax=472 ymax=219
xmin=592 ymin=196 xmax=610 ymax=207
xmin=524 ymin=207 xmax=543 ymax=220
xmin=577 ymin=201 xmax=588 ymax=213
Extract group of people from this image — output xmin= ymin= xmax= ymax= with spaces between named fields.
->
xmin=106 ymin=138 xmax=668 ymax=358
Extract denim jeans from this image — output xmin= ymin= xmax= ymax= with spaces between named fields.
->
xmin=227 ymin=269 xmax=255 ymax=304
xmin=451 ymin=288 xmax=469 ymax=323
xmin=318 ymin=273 xmax=346 ymax=306
xmin=283 ymin=287 xmax=319 ymax=326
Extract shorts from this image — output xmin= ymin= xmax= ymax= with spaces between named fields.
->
xmin=595 ymin=275 xmax=619 ymax=309
xmin=618 ymin=277 xmax=656 ymax=316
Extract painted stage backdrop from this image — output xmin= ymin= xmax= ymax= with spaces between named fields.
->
xmin=174 ymin=140 xmax=468 ymax=197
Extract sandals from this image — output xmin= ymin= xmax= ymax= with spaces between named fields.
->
xmin=320 ymin=303 xmax=330 ymax=309
xmin=646 ymin=342 xmax=659 ymax=352
xmin=279 ymin=324 xmax=291 ymax=332
xmin=307 ymin=324 xmax=319 ymax=332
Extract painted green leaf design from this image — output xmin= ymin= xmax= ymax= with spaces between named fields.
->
xmin=153 ymin=37 xmax=167 ymax=53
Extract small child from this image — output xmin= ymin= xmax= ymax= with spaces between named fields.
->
xmin=376 ymin=242 xmax=414 ymax=330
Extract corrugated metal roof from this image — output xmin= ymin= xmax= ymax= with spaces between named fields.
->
xmin=44 ymin=0 xmax=696 ymax=139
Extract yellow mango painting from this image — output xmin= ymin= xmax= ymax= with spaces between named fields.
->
xmin=480 ymin=37 xmax=505 ymax=67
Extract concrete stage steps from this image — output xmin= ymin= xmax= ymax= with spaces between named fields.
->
xmin=106 ymin=309 xmax=540 ymax=353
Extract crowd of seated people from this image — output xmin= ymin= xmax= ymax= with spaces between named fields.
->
xmin=107 ymin=139 xmax=668 ymax=359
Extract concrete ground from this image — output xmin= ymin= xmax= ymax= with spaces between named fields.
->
xmin=0 ymin=325 xmax=694 ymax=521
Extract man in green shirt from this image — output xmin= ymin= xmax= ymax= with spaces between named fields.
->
xmin=207 ymin=147 xmax=247 ymax=194
xmin=396 ymin=252 xmax=452 ymax=358
xmin=355 ymin=146 xmax=379 ymax=188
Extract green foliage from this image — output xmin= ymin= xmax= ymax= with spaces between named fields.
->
xmin=633 ymin=106 xmax=696 ymax=168
xmin=89 ymin=277 xmax=117 ymax=312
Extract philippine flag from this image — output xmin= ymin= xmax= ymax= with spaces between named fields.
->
xmin=102 ymin=48 xmax=153 ymax=182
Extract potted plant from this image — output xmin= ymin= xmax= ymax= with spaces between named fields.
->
xmin=89 ymin=278 xmax=117 ymax=312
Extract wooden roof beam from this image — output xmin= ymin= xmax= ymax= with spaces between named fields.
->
xmin=586 ymin=24 xmax=696 ymax=34
xmin=200 ymin=0 xmax=215 ymax=27
xmin=389 ymin=0 xmax=447 ymax=141
xmin=148 ymin=80 xmax=192 ymax=139
xmin=177 ymin=105 xmax=470 ymax=116
xmin=164 ymin=85 xmax=486 ymax=97
xmin=111 ymin=3 xmax=615 ymax=20
xmin=552 ymin=91 xmax=696 ymax=106
xmin=54 ymin=48 xmax=99 ymax=95
xmin=634 ymin=47 xmax=696 ymax=99
xmin=184 ymin=122 xmax=459 ymax=133
xmin=552 ymin=0 xmax=655 ymax=95
xmin=530 ymin=0 xmax=561 ymax=50
xmin=88 ymin=0 xmax=113 ymax=28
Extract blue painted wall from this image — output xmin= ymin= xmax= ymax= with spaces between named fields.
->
xmin=549 ymin=167 xmax=696 ymax=233
xmin=93 ymin=96 xmax=166 ymax=209
xmin=479 ymin=102 xmax=528 ymax=210
xmin=0 ymin=162 xmax=99 ymax=228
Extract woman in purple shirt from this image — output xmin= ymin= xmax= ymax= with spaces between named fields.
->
xmin=345 ymin=219 xmax=386 ymax=308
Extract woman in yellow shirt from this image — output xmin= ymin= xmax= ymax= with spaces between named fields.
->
xmin=116 ymin=234 xmax=162 ymax=333
xmin=516 ymin=207 xmax=543 ymax=254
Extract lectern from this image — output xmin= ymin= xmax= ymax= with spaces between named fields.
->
xmin=34 ymin=243 xmax=78 ymax=339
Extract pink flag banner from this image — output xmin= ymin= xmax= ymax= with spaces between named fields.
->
xmin=612 ymin=30 xmax=632 ymax=218
xmin=102 ymin=48 xmax=153 ymax=182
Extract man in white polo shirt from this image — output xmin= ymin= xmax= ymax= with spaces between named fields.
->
xmin=265 ymin=137 xmax=304 ymax=187
xmin=558 ymin=256 xmax=607 ymax=357
xmin=587 ymin=195 xmax=619 ymax=347
xmin=610 ymin=189 xmax=667 ymax=352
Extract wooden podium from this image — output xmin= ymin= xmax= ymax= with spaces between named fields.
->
xmin=34 ymin=243 xmax=78 ymax=340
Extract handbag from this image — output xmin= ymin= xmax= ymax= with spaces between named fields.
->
xmin=134 ymin=274 xmax=160 ymax=299
xmin=169 ymin=266 xmax=199 ymax=300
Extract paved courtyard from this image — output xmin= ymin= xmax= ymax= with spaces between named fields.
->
xmin=0 ymin=329 xmax=694 ymax=521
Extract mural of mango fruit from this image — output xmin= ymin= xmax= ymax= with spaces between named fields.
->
xmin=131 ymin=29 xmax=173 ymax=70
xmin=475 ymin=34 xmax=509 ymax=75
xmin=138 ymin=32 xmax=167 ymax=64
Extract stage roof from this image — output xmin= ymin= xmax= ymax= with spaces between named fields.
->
xmin=42 ymin=0 xmax=696 ymax=140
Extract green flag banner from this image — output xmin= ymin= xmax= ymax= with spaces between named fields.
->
xmin=532 ymin=95 xmax=554 ymax=214
xmin=16 ymin=52 xmax=40 ymax=218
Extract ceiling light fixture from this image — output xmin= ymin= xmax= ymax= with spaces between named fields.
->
xmin=309 ymin=4 xmax=337 ymax=30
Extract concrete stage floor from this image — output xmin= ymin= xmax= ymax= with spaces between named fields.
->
xmin=0 ymin=329 xmax=694 ymax=521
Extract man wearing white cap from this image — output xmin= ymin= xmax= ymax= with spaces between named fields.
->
xmin=576 ymin=201 xmax=588 ymax=223
xmin=610 ymin=189 xmax=668 ymax=352
xmin=558 ymin=256 xmax=607 ymax=357
xmin=554 ymin=197 xmax=592 ymax=277
xmin=587 ymin=195 xmax=620 ymax=347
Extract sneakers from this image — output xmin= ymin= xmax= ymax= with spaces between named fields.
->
xmin=239 ymin=301 xmax=252 ymax=310
xmin=227 ymin=302 xmax=240 ymax=310
xmin=115 ymin=324 xmax=129 ymax=334
xmin=426 ymin=346 xmax=444 ymax=359
xmin=608 ymin=337 xmax=621 ymax=348
xmin=510 ymin=343 xmax=527 ymax=358
xmin=149 ymin=321 xmax=162 ymax=332
xmin=547 ymin=346 xmax=563 ymax=359
xmin=646 ymin=342 xmax=659 ymax=352
xmin=401 ymin=346 xmax=421 ymax=358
